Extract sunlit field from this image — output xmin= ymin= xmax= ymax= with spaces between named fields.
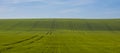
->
xmin=0 ymin=19 xmax=120 ymax=53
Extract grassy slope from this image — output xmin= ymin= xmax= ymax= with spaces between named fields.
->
xmin=0 ymin=19 xmax=120 ymax=53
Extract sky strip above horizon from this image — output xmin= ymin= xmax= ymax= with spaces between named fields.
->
xmin=0 ymin=0 xmax=120 ymax=19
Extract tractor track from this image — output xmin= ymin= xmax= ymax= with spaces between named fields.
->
xmin=26 ymin=36 xmax=44 ymax=45
xmin=0 ymin=35 xmax=38 ymax=53
xmin=21 ymin=20 xmax=56 ymax=49
xmin=2 ymin=35 xmax=39 ymax=46
xmin=0 ymin=35 xmax=44 ymax=53
xmin=0 ymin=20 xmax=57 ymax=53
xmin=0 ymin=46 xmax=14 ymax=53
xmin=41 ymin=20 xmax=57 ymax=53
xmin=45 ymin=20 xmax=56 ymax=35
xmin=45 ymin=31 xmax=53 ymax=35
xmin=0 ymin=20 xmax=56 ymax=53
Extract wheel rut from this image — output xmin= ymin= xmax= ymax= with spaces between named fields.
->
xmin=0 ymin=35 xmax=45 ymax=53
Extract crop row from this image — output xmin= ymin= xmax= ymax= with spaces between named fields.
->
xmin=0 ymin=19 xmax=120 ymax=31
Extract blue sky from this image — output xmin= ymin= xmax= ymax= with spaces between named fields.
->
xmin=0 ymin=0 xmax=120 ymax=19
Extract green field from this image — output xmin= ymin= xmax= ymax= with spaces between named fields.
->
xmin=0 ymin=19 xmax=120 ymax=53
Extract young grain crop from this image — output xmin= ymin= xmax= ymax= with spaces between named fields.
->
xmin=0 ymin=19 xmax=120 ymax=53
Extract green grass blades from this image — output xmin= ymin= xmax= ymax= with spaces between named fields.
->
xmin=0 ymin=19 xmax=120 ymax=53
